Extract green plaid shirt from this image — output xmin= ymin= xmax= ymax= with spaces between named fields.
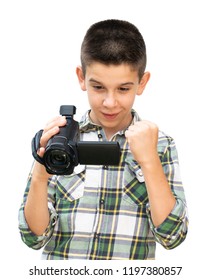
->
xmin=19 ymin=109 xmax=188 ymax=260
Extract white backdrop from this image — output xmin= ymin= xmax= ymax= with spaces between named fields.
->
xmin=0 ymin=0 xmax=209 ymax=278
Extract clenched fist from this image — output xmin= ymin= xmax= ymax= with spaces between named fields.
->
xmin=125 ymin=120 xmax=159 ymax=166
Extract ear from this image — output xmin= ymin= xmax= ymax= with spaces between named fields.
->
xmin=76 ymin=66 xmax=86 ymax=91
xmin=136 ymin=71 xmax=151 ymax=96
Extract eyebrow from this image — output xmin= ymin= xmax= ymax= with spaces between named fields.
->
xmin=89 ymin=78 xmax=134 ymax=86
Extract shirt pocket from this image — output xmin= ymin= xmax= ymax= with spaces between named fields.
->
xmin=56 ymin=165 xmax=86 ymax=203
xmin=122 ymin=158 xmax=148 ymax=206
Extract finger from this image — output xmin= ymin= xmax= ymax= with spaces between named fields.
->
xmin=135 ymin=120 xmax=158 ymax=130
xmin=40 ymin=116 xmax=67 ymax=147
xmin=37 ymin=147 xmax=45 ymax=158
xmin=40 ymin=126 xmax=60 ymax=147
xmin=124 ymin=129 xmax=134 ymax=139
xmin=44 ymin=116 xmax=66 ymax=133
xmin=127 ymin=124 xmax=136 ymax=131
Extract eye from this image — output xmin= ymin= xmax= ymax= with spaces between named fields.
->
xmin=119 ymin=87 xmax=130 ymax=92
xmin=93 ymin=85 xmax=104 ymax=90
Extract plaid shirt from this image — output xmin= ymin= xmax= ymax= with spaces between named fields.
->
xmin=19 ymin=109 xmax=188 ymax=260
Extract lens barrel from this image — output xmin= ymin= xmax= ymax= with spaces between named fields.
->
xmin=44 ymin=143 xmax=77 ymax=175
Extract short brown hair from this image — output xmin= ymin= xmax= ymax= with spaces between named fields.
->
xmin=80 ymin=19 xmax=147 ymax=80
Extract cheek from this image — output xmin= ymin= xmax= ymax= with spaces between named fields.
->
xmin=120 ymin=94 xmax=136 ymax=108
xmin=87 ymin=93 xmax=101 ymax=108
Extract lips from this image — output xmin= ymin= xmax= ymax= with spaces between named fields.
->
xmin=102 ymin=112 xmax=119 ymax=120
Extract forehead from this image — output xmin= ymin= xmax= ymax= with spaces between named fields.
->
xmin=85 ymin=62 xmax=139 ymax=84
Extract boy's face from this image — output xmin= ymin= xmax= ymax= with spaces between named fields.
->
xmin=76 ymin=63 xmax=150 ymax=139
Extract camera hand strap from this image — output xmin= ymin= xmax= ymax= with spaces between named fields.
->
xmin=31 ymin=129 xmax=45 ymax=165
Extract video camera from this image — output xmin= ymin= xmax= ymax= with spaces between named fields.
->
xmin=32 ymin=105 xmax=121 ymax=175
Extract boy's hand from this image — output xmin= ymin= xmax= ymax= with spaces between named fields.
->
xmin=37 ymin=116 xmax=67 ymax=158
xmin=125 ymin=121 xmax=159 ymax=166
xmin=32 ymin=115 xmax=67 ymax=179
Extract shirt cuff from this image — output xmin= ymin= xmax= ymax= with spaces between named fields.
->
xmin=18 ymin=203 xmax=57 ymax=249
xmin=146 ymin=198 xmax=188 ymax=248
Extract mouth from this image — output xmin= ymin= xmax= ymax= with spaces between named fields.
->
xmin=102 ymin=112 xmax=119 ymax=120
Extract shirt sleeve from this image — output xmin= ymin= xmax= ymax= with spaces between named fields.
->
xmin=18 ymin=169 xmax=58 ymax=250
xmin=146 ymin=133 xmax=189 ymax=249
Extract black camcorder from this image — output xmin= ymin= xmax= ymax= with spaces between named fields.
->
xmin=32 ymin=105 xmax=121 ymax=175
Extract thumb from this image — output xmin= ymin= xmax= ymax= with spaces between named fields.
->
xmin=37 ymin=147 xmax=45 ymax=158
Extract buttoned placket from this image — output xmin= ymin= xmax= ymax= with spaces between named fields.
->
xmin=84 ymin=162 xmax=106 ymax=257
xmin=90 ymin=129 xmax=109 ymax=257
xmin=82 ymin=125 xmax=125 ymax=258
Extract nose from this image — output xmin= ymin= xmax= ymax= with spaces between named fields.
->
xmin=103 ymin=92 xmax=117 ymax=108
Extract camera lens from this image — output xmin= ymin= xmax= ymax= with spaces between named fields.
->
xmin=44 ymin=148 xmax=74 ymax=175
xmin=43 ymin=131 xmax=79 ymax=175
xmin=50 ymin=150 xmax=68 ymax=166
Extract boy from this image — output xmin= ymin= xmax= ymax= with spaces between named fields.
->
xmin=19 ymin=19 xmax=188 ymax=260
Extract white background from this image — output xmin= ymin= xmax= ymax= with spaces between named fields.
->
xmin=0 ymin=0 xmax=209 ymax=278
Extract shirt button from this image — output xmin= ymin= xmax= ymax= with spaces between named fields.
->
xmin=98 ymin=134 xmax=103 ymax=139
xmin=104 ymin=165 xmax=108 ymax=170
xmin=94 ymin=233 xmax=100 ymax=239
xmin=138 ymin=170 xmax=143 ymax=177
xmin=100 ymin=199 xmax=105 ymax=205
